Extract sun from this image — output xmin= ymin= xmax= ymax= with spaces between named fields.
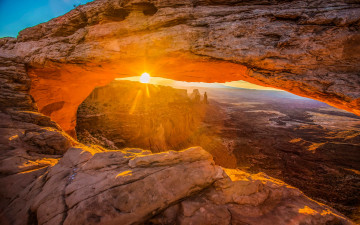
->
xmin=140 ymin=72 xmax=151 ymax=83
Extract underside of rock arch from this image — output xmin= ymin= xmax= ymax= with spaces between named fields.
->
xmin=1 ymin=0 xmax=359 ymax=136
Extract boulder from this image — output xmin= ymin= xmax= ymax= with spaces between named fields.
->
xmin=1 ymin=147 xmax=352 ymax=225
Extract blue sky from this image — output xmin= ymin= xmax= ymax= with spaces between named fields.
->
xmin=0 ymin=0 xmax=94 ymax=38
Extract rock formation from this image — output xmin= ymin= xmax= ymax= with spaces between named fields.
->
xmin=1 ymin=0 xmax=359 ymax=136
xmin=76 ymin=80 xmax=200 ymax=153
xmin=0 ymin=55 xmax=355 ymax=224
xmin=77 ymin=81 xmax=360 ymax=221
xmin=203 ymin=90 xmax=360 ymax=221
xmin=1 ymin=145 xmax=353 ymax=225
xmin=0 ymin=56 xmax=76 ymax=215
xmin=76 ymin=80 xmax=237 ymax=168
xmin=0 ymin=0 xmax=360 ymax=224
xmin=190 ymin=89 xmax=201 ymax=103
xmin=203 ymin=91 xmax=208 ymax=104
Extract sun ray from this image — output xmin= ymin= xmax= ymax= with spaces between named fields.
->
xmin=146 ymin=84 xmax=150 ymax=97
xmin=129 ymin=89 xmax=142 ymax=114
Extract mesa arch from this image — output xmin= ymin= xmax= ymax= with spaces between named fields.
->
xmin=1 ymin=0 xmax=359 ymax=137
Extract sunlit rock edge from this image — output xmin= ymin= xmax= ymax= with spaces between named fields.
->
xmin=0 ymin=56 xmax=354 ymax=225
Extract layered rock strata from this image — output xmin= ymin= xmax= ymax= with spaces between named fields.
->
xmin=1 ymin=0 xmax=359 ymax=136
xmin=0 ymin=0 xmax=359 ymax=223
xmin=0 ymin=56 xmax=76 ymax=213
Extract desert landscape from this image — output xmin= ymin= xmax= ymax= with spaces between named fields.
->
xmin=1 ymin=0 xmax=359 ymax=224
xmin=76 ymin=80 xmax=360 ymax=222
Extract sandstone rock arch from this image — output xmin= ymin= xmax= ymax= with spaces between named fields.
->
xmin=1 ymin=0 xmax=359 ymax=136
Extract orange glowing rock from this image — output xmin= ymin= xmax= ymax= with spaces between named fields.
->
xmin=3 ymin=0 xmax=359 ymax=139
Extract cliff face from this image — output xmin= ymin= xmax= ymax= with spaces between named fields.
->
xmin=76 ymin=80 xmax=201 ymax=152
xmin=1 ymin=0 xmax=359 ymax=136
xmin=76 ymin=80 xmax=238 ymax=168
xmin=0 ymin=56 xmax=76 ymax=215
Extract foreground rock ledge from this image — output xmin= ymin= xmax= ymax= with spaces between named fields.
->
xmin=1 ymin=146 xmax=353 ymax=225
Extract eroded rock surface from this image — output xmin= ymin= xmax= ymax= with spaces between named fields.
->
xmin=0 ymin=1 xmax=359 ymax=224
xmin=1 ymin=146 xmax=353 ymax=225
xmin=76 ymin=80 xmax=238 ymax=168
xmin=76 ymin=80 xmax=360 ymax=221
xmin=1 ymin=0 xmax=359 ymax=136
xmin=0 ymin=57 xmax=355 ymax=223
xmin=0 ymin=56 xmax=76 ymax=212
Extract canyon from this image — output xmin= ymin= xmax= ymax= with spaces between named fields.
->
xmin=0 ymin=61 xmax=352 ymax=224
xmin=0 ymin=0 xmax=360 ymax=224
xmin=76 ymin=80 xmax=360 ymax=222
xmin=76 ymin=80 xmax=238 ymax=167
